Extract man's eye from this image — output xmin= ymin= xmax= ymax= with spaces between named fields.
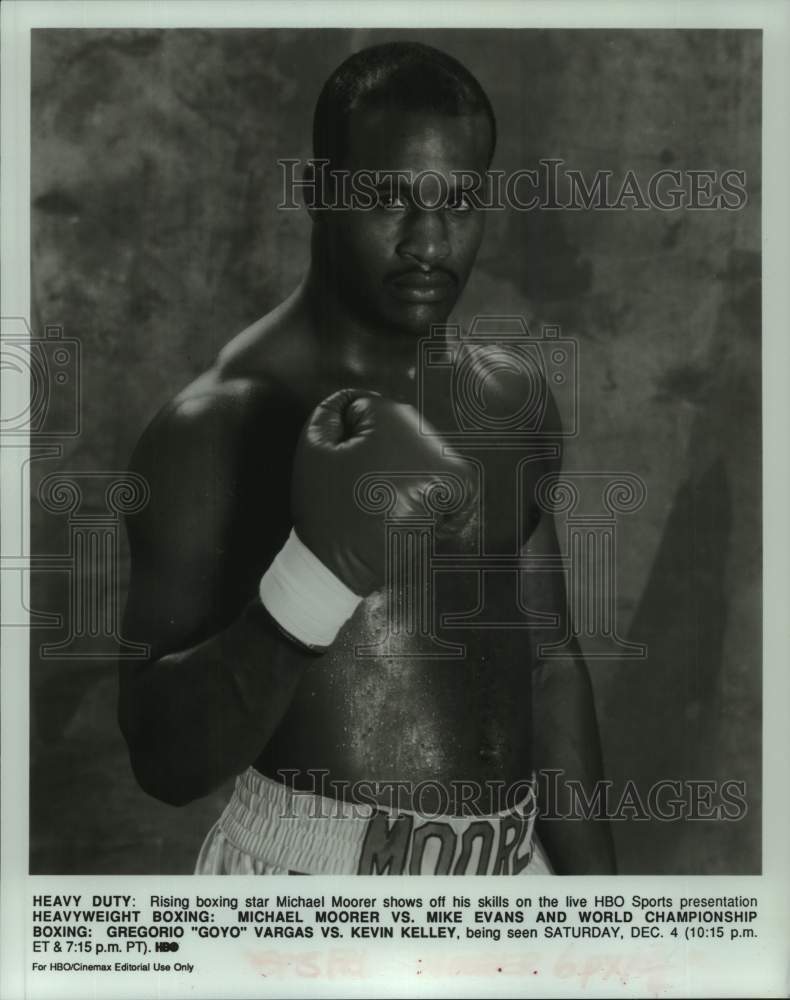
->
xmin=377 ymin=192 xmax=407 ymax=210
xmin=447 ymin=193 xmax=473 ymax=213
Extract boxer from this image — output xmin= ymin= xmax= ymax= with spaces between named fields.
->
xmin=119 ymin=41 xmax=615 ymax=875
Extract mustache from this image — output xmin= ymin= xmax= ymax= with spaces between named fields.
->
xmin=385 ymin=265 xmax=458 ymax=283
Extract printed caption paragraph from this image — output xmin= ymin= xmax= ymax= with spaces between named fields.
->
xmin=29 ymin=890 xmax=760 ymax=975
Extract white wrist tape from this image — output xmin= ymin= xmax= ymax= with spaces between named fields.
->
xmin=259 ymin=529 xmax=363 ymax=649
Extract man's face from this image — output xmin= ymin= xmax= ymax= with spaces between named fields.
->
xmin=316 ymin=108 xmax=491 ymax=336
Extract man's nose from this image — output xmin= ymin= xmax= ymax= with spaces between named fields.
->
xmin=396 ymin=209 xmax=450 ymax=266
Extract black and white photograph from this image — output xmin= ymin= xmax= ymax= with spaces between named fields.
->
xmin=2 ymin=2 xmax=788 ymax=997
xmin=26 ymin=22 xmax=762 ymax=877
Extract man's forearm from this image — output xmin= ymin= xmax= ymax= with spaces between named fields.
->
xmin=118 ymin=600 xmax=313 ymax=806
xmin=532 ymin=656 xmax=617 ymax=874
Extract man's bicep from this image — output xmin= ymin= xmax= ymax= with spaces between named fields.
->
xmin=121 ymin=404 xmax=241 ymax=661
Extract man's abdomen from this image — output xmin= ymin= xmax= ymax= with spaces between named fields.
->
xmin=255 ymin=579 xmax=534 ymax=814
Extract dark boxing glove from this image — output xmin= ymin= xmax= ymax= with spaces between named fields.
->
xmin=259 ymin=389 xmax=474 ymax=649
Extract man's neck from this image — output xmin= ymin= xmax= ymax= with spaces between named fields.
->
xmin=302 ymin=265 xmax=431 ymax=404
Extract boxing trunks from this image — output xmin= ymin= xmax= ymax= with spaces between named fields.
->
xmin=195 ymin=767 xmax=553 ymax=875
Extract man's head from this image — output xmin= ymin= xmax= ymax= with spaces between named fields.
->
xmin=313 ymin=41 xmax=496 ymax=170
xmin=309 ymin=42 xmax=496 ymax=337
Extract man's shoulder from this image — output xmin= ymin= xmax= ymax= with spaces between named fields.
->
xmin=131 ymin=363 xmax=303 ymax=484
xmin=149 ymin=368 xmax=287 ymax=439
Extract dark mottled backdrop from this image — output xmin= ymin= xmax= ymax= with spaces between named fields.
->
xmin=29 ymin=28 xmax=761 ymax=874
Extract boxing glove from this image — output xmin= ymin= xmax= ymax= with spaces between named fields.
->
xmin=259 ymin=389 xmax=475 ymax=649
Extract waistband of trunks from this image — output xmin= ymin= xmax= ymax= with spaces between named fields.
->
xmin=217 ymin=767 xmax=539 ymax=876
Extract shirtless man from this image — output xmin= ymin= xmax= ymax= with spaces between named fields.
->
xmin=119 ymin=41 xmax=616 ymax=876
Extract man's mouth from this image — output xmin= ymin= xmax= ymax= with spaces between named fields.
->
xmin=387 ymin=269 xmax=456 ymax=303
